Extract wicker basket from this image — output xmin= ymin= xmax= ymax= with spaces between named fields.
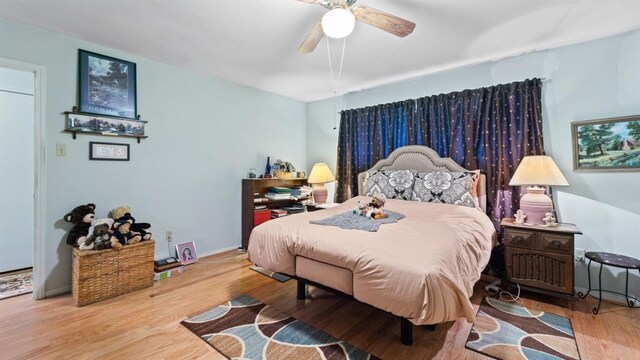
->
xmin=273 ymin=170 xmax=292 ymax=179
xmin=72 ymin=240 xmax=155 ymax=306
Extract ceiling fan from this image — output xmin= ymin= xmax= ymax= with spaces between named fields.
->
xmin=297 ymin=0 xmax=416 ymax=54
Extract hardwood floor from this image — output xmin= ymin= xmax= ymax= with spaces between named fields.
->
xmin=0 ymin=251 xmax=638 ymax=359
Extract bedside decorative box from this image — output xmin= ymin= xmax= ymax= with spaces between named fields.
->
xmin=72 ymin=240 xmax=155 ymax=306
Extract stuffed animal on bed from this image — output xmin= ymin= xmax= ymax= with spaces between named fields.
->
xmin=368 ymin=196 xmax=389 ymax=220
xmin=353 ymin=200 xmax=372 ymax=218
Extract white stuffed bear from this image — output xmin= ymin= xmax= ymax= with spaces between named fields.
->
xmin=78 ymin=218 xmax=115 ymax=250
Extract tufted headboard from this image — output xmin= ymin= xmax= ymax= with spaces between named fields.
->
xmin=357 ymin=145 xmax=487 ymax=213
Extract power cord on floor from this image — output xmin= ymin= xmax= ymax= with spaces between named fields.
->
xmin=485 ymin=280 xmax=523 ymax=304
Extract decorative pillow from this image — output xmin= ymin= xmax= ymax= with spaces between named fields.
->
xmin=362 ymin=170 xmax=417 ymax=200
xmin=411 ymin=171 xmax=478 ymax=208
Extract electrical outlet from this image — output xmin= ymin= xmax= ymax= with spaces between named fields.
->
xmin=56 ymin=143 xmax=67 ymax=156
xmin=575 ymin=248 xmax=586 ymax=262
xmin=166 ymin=230 xmax=173 ymax=242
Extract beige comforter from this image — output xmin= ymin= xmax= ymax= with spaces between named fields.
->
xmin=247 ymin=196 xmax=495 ymax=325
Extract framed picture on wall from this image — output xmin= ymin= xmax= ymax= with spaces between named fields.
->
xmin=572 ymin=115 xmax=640 ymax=171
xmin=89 ymin=141 xmax=130 ymax=161
xmin=78 ymin=49 xmax=137 ymax=119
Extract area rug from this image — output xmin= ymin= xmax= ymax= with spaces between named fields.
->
xmin=0 ymin=269 xmax=33 ymax=300
xmin=249 ymin=265 xmax=291 ymax=283
xmin=181 ymin=294 xmax=379 ymax=359
xmin=466 ymin=297 xmax=580 ymax=360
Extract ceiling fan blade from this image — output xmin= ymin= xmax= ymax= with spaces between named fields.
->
xmin=298 ymin=20 xmax=324 ymax=54
xmin=296 ymin=0 xmax=322 ymax=4
xmin=352 ymin=5 xmax=415 ymax=37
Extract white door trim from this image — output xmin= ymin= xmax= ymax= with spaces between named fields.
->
xmin=0 ymin=57 xmax=47 ymax=300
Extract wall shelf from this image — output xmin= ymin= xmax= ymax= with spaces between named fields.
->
xmin=63 ymin=108 xmax=148 ymax=143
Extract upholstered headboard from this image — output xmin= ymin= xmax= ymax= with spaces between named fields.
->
xmin=357 ymin=145 xmax=488 ymax=213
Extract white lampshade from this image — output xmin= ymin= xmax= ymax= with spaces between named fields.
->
xmin=509 ymin=156 xmax=569 ymax=187
xmin=321 ymin=8 xmax=355 ymax=39
xmin=308 ymin=163 xmax=335 ymax=184
xmin=510 ymin=155 xmax=568 ymax=225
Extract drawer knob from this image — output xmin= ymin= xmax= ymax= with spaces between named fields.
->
xmin=550 ymin=240 xmax=562 ymax=247
xmin=513 ymin=236 xmax=525 ymax=243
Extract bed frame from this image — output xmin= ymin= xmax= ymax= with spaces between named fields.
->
xmin=295 ymin=145 xmax=488 ymax=346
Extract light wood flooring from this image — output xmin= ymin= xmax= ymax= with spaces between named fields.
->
xmin=0 ymin=251 xmax=638 ymax=359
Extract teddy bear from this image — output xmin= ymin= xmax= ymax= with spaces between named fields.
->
xmin=110 ymin=214 xmax=142 ymax=250
xmin=79 ymin=218 xmax=114 ymax=250
xmin=368 ymin=196 xmax=388 ymax=220
xmin=109 ymin=206 xmax=152 ymax=240
xmin=64 ymin=203 xmax=96 ymax=246
xmin=353 ymin=200 xmax=371 ymax=217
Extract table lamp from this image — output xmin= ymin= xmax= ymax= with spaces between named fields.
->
xmin=509 ymin=155 xmax=569 ymax=225
xmin=308 ymin=163 xmax=335 ymax=204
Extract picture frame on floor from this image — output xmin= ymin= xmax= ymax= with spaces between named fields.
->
xmin=572 ymin=115 xmax=640 ymax=171
xmin=176 ymin=242 xmax=198 ymax=265
xmin=78 ymin=49 xmax=137 ymax=119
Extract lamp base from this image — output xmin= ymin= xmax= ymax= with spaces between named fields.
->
xmin=312 ymin=184 xmax=328 ymax=204
xmin=519 ymin=187 xmax=553 ymax=225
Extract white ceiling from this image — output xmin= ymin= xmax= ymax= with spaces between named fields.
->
xmin=1 ymin=0 xmax=638 ymax=102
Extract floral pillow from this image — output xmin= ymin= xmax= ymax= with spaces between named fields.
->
xmin=362 ymin=170 xmax=417 ymax=200
xmin=411 ymin=171 xmax=478 ymax=208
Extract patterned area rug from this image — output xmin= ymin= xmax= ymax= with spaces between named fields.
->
xmin=466 ymin=297 xmax=580 ymax=360
xmin=0 ymin=269 xmax=33 ymax=300
xmin=181 ymin=294 xmax=379 ymax=359
xmin=249 ymin=265 xmax=291 ymax=283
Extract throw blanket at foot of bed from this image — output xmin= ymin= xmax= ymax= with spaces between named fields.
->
xmin=310 ymin=211 xmax=405 ymax=231
xmin=248 ymin=196 xmax=496 ymax=326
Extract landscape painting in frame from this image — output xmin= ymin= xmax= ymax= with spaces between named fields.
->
xmin=572 ymin=115 xmax=640 ymax=171
xmin=78 ymin=50 xmax=137 ymax=119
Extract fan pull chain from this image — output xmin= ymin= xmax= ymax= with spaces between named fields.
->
xmin=326 ymin=36 xmax=347 ymax=88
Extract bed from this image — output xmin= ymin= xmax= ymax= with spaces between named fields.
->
xmin=247 ymin=145 xmax=496 ymax=345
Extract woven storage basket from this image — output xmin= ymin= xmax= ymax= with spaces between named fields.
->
xmin=72 ymin=240 xmax=155 ymax=306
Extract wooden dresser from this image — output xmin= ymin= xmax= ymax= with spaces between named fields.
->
xmin=501 ymin=218 xmax=582 ymax=300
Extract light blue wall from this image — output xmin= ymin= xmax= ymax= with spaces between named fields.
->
xmin=0 ymin=18 xmax=308 ymax=295
xmin=308 ymin=31 xmax=640 ymax=298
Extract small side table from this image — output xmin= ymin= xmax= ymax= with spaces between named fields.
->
xmin=578 ymin=251 xmax=640 ymax=314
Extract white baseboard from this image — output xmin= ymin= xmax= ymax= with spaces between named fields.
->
xmin=198 ymin=245 xmax=242 ymax=259
xmin=575 ymin=286 xmax=639 ymax=306
xmin=45 ymin=285 xmax=71 ymax=298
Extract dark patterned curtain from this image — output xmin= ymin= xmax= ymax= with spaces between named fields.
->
xmin=335 ymin=78 xmax=544 ymax=226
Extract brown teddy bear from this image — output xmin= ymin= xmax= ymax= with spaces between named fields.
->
xmin=109 ymin=206 xmax=152 ymax=241
xmin=368 ymin=196 xmax=388 ymax=220
xmin=64 ymin=203 xmax=96 ymax=246
xmin=110 ymin=215 xmax=142 ymax=250
xmin=79 ymin=218 xmax=114 ymax=250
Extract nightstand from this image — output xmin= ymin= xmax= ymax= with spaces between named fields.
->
xmin=500 ymin=218 xmax=582 ymax=301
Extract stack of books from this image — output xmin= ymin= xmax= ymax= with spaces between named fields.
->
xmin=265 ymin=187 xmax=292 ymax=200
xmin=153 ymin=257 xmax=184 ymax=281
xmin=291 ymin=185 xmax=312 ymax=200
xmin=270 ymin=209 xmax=289 ymax=218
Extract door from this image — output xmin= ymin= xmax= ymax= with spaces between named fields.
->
xmin=0 ymin=67 xmax=35 ymax=273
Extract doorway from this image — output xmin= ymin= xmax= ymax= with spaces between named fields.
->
xmin=0 ymin=58 xmax=46 ymax=300
xmin=0 ymin=67 xmax=35 ymax=299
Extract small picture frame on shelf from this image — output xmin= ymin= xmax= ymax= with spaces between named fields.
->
xmin=89 ymin=141 xmax=130 ymax=161
xmin=78 ymin=49 xmax=137 ymax=119
xmin=176 ymin=242 xmax=198 ymax=265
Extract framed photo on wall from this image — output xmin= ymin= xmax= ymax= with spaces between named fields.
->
xmin=572 ymin=115 xmax=640 ymax=171
xmin=78 ymin=49 xmax=137 ymax=119
xmin=176 ymin=242 xmax=198 ymax=265
xmin=89 ymin=141 xmax=130 ymax=161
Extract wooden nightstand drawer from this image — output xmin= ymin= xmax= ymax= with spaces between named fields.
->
xmin=504 ymin=228 xmax=536 ymax=249
xmin=540 ymin=233 xmax=573 ymax=254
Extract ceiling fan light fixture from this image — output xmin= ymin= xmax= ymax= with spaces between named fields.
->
xmin=321 ymin=7 xmax=355 ymax=39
